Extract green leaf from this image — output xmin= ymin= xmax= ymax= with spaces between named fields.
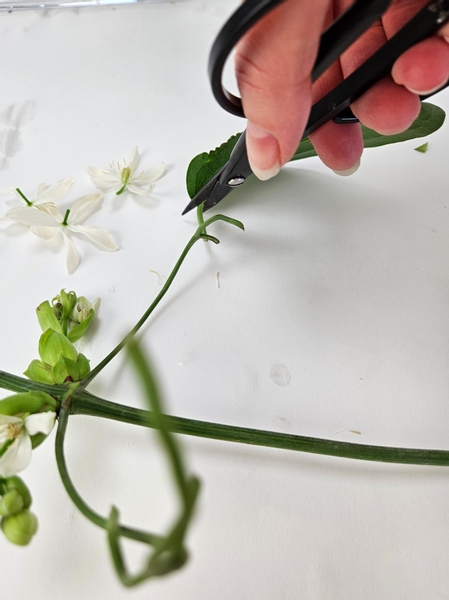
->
xmin=291 ymin=102 xmax=445 ymax=161
xmin=185 ymin=104 xmax=445 ymax=194
xmin=186 ymin=133 xmax=242 ymax=199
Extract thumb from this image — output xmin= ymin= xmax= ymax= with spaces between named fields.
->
xmin=235 ymin=0 xmax=330 ymax=180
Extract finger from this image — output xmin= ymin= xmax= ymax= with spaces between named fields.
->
xmin=392 ymin=34 xmax=449 ymax=94
xmin=235 ymin=0 xmax=330 ymax=180
xmin=308 ymin=3 xmax=363 ymax=173
xmin=337 ymin=0 xmax=423 ymax=134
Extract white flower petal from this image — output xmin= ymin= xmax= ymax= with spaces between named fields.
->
xmin=33 ymin=177 xmax=75 ymax=205
xmin=69 ymin=194 xmax=103 ymax=225
xmin=126 ymin=147 xmax=139 ymax=171
xmin=87 ymin=167 xmax=119 ymax=184
xmin=24 ymin=411 xmax=56 ymax=436
xmin=37 ymin=203 xmax=64 ymax=220
xmin=87 ymin=167 xmax=121 ymax=192
xmin=133 ymin=162 xmax=166 ymax=185
xmin=35 ymin=202 xmax=58 ymax=213
xmin=0 ymin=432 xmax=32 ymax=477
xmin=126 ymin=183 xmax=155 ymax=196
xmin=0 ymin=415 xmax=22 ymax=445
xmin=63 ymin=233 xmax=81 ymax=274
xmin=36 ymin=182 xmax=47 ymax=195
xmin=89 ymin=180 xmax=120 ymax=194
xmin=30 ymin=226 xmax=60 ymax=241
xmin=6 ymin=206 xmax=60 ymax=227
xmin=69 ymin=224 xmax=119 ymax=251
xmin=0 ymin=186 xmax=20 ymax=198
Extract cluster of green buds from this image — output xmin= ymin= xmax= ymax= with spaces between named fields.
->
xmin=0 ymin=290 xmax=99 ymax=546
xmin=0 ymin=476 xmax=37 ymax=545
xmin=24 ymin=290 xmax=100 ymax=385
xmin=0 ymin=390 xmax=58 ymax=545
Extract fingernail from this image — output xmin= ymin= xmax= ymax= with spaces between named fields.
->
xmin=246 ymin=121 xmax=281 ymax=181
xmin=405 ymin=82 xmax=447 ymax=96
xmin=333 ymin=160 xmax=361 ymax=177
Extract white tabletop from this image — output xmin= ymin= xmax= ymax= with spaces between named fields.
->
xmin=1 ymin=2 xmax=449 ymax=598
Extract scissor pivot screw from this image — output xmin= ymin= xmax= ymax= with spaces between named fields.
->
xmin=227 ymin=176 xmax=245 ymax=187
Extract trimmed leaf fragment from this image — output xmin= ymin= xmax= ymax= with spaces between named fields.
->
xmin=414 ymin=142 xmax=429 ymax=153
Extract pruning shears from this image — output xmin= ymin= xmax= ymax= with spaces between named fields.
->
xmin=182 ymin=0 xmax=449 ymax=215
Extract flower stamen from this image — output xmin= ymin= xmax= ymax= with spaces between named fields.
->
xmin=6 ymin=423 xmax=23 ymax=440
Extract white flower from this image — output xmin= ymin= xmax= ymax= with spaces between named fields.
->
xmin=0 ymin=412 xmax=56 ymax=477
xmin=1 ymin=177 xmax=75 ymax=216
xmin=7 ymin=194 xmax=119 ymax=275
xmin=87 ymin=147 xmax=165 ymax=196
xmin=69 ymin=295 xmax=101 ymax=324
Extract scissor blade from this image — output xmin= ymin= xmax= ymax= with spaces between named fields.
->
xmin=182 ymin=132 xmax=251 ymax=215
xmin=182 ymin=166 xmax=238 ymax=215
xmin=181 ymin=165 xmax=226 ymax=215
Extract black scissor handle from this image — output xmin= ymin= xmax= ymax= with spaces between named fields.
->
xmin=209 ymin=0 xmax=392 ymax=118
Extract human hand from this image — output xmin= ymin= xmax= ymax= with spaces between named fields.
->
xmin=234 ymin=0 xmax=449 ymax=179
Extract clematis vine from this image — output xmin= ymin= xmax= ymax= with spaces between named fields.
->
xmin=6 ymin=193 xmax=118 ymax=274
xmin=0 ymin=411 xmax=56 ymax=477
xmin=1 ymin=177 xmax=75 ymax=217
xmin=87 ymin=147 xmax=165 ymax=196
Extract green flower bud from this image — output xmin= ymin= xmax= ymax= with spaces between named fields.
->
xmin=70 ymin=296 xmax=100 ymax=324
xmin=0 ymin=489 xmax=24 ymax=517
xmin=0 ymin=391 xmax=58 ymax=417
xmin=51 ymin=355 xmax=80 ymax=384
xmin=23 ymin=360 xmax=54 ymax=385
xmin=67 ymin=297 xmax=100 ymax=343
xmin=77 ymin=353 xmax=90 ymax=379
xmin=36 ymin=300 xmax=63 ymax=335
xmin=2 ymin=509 xmax=38 ymax=546
xmin=5 ymin=476 xmax=32 ymax=509
xmin=60 ymin=289 xmax=77 ymax=321
xmin=38 ymin=329 xmax=78 ymax=367
xmin=50 ymin=290 xmax=77 ymax=336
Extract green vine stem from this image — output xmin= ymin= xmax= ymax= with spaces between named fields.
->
xmin=104 ymin=341 xmax=200 ymax=586
xmin=83 ymin=212 xmax=244 ymax=384
xmin=1 ymin=370 xmax=449 ymax=467
xmin=55 ymin=398 xmax=164 ymax=547
xmin=69 ymin=387 xmax=449 ymax=466
xmin=1 ymin=202 xmax=448 ymax=472
xmin=0 ymin=370 xmax=67 ymax=396
xmin=55 ymin=341 xmax=200 ymax=587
